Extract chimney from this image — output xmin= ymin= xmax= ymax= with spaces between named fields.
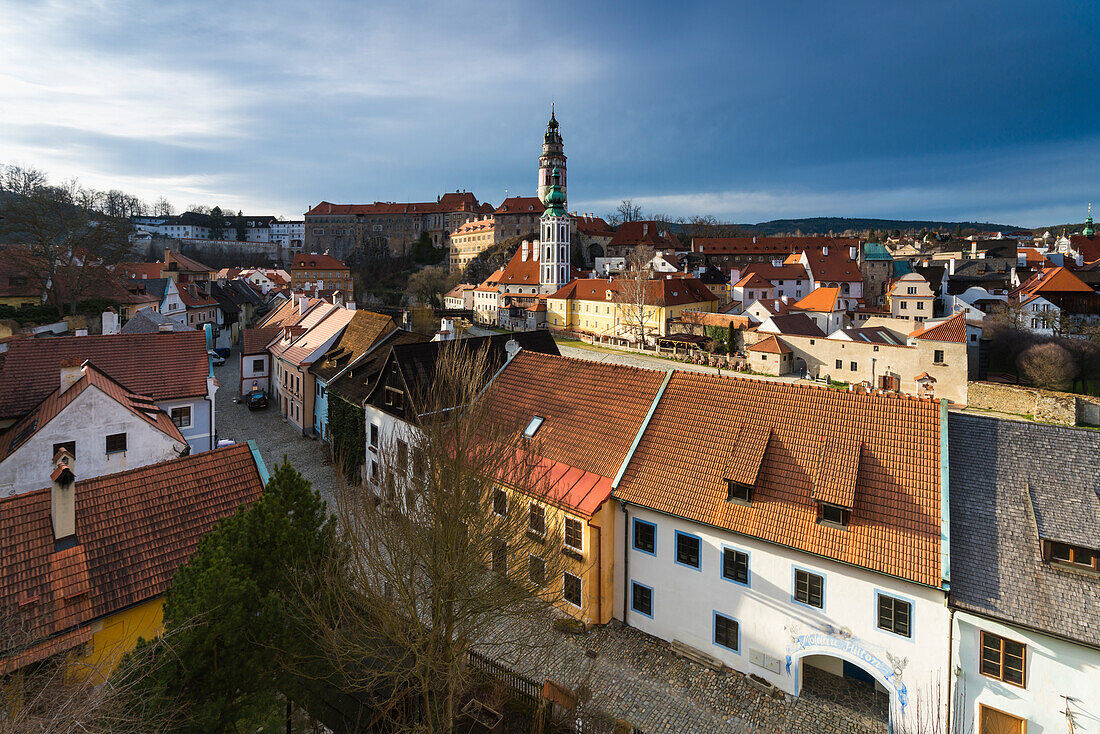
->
xmin=780 ymin=295 xmax=789 ymax=305
xmin=59 ymin=358 xmax=83 ymax=393
xmin=643 ymin=223 xmax=649 ymax=236
xmin=51 ymin=448 xmax=76 ymax=541
xmin=75 ymin=328 xmax=88 ymax=337
xmin=158 ymin=323 xmax=174 ymax=332
xmin=971 ymin=241 xmax=978 ymax=258
xmin=948 ymin=258 xmax=956 ymax=276
xmin=298 ymin=295 xmax=306 ymax=315
xmin=522 ymin=242 xmax=529 ymax=261
xmin=823 ymin=246 xmax=829 ymax=256
xmin=101 ymin=307 xmax=120 ymax=335
xmin=849 ymin=245 xmax=858 ymax=261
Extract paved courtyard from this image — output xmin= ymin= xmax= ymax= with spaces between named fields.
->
xmin=213 ymin=348 xmax=338 ymax=502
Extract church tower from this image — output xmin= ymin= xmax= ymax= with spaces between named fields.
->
xmin=539 ymin=167 xmax=570 ymax=293
xmin=538 ymin=107 xmax=567 ymax=204
xmin=1084 ymin=203 xmax=1095 ymax=238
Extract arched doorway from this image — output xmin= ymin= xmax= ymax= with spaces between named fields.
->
xmin=587 ymin=242 xmax=604 ymax=263
xmin=791 ymin=645 xmax=901 ymax=730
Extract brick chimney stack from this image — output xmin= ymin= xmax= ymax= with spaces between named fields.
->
xmin=51 ymin=448 xmax=76 ymax=541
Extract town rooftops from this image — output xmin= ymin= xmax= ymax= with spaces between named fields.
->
xmin=614 ymin=373 xmax=943 ymax=587
xmin=305 ymin=193 xmax=480 ymax=217
xmin=118 ymin=308 xmax=190 ymax=334
xmin=0 ymin=332 xmax=210 ymax=421
xmin=0 ymin=443 xmax=266 ymax=673
xmin=733 ymin=272 xmax=776 ymax=290
xmin=164 ymin=250 xmax=213 ymax=273
xmin=741 ymin=262 xmax=808 ymax=282
xmin=948 ymin=414 xmax=1100 ymax=648
xmin=802 ymin=247 xmax=862 ymax=282
xmin=310 ymin=310 xmax=398 ymax=382
xmin=326 ymin=329 xmax=432 ymax=405
xmin=692 ymin=236 xmax=858 ymax=256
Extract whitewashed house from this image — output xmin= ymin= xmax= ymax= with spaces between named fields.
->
xmin=0 ymin=361 xmax=188 ymax=496
xmin=947 ymin=415 xmax=1100 ymax=734
xmin=612 ymin=375 xmax=951 ymax=731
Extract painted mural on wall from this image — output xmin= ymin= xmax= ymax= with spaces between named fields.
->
xmin=785 ymin=626 xmax=909 ymax=710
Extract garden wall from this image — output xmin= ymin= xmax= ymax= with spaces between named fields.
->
xmin=966 ymin=381 xmax=1100 ymax=426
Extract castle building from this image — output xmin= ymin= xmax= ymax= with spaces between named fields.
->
xmin=537 ymin=108 xmax=567 ymax=203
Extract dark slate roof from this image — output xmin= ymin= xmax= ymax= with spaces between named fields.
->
xmin=1029 ymin=483 xmax=1100 ymax=548
xmin=763 ymin=313 xmax=826 ymax=337
xmin=119 ymin=308 xmax=190 ymax=334
xmin=326 ymin=330 xmax=431 ymax=405
xmin=948 ymin=413 xmax=1100 ymax=648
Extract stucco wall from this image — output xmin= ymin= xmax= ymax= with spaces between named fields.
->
xmin=622 ymin=505 xmax=950 ymax=730
xmin=964 ymin=382 xmax=1099 ymax=426
xmin=158 ymin=393 xmax=213 ymax=452
xmin=82 ymin=597 xmax=164 ymax=682
xmin=952 ymin=611 xmax=1100 ymax=734
xmin=0 ymin=387 xmax=186 ymax=495
xmin=240 ymin=353 xmax=270 ymax=395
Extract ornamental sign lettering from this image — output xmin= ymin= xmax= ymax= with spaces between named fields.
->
xmin=787 ymin=633 xmax=908 ymax=709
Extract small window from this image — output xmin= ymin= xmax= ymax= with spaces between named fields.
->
xmin=877 ymin=593 xmax=912 ymax=637
xmin=563 ymin=572 xmax=582 ymax=607
xmin=934 ymin=349 xmax=945 ymax=363
xmin=252 ymin=358 xmax=264 ymax=372
xmin=1049 ymin=541 xmax=1099 ymax=570
xmin=105 ymin=433 xmax=127 ymax=454
xmin=714 ymin=613 xmax=740 ymax=652
xmin=528 ymin=555 xmax=545 ymax=586
xmin=675 ymin=531 xmax=701 ymax=570
xmin=722 ymin=548 xmax=749 ymax=586
xmin=370 ymin=424 xmax=379 ymax=449
xmin=794 ymin=569 xmax=824 ymax=608
xmin=631 ymin=581 xmax=653 ymax=617
xmin=396 ymin=440 xmax=408 ymax=473
xmin=980 ymin=631 xmax=1026 ymax=687
xmin=850 ymin=361 xmax=857 ymax=371
xmin=528 ymin=503 xmax=546 ymax=537
xmin=493 ymin=488 xmax=508 ymax=517
xmin=633 ymin=519 xmax=656 ymax=555
xmin=370 ymin=460 xmax=379 ymax=484
xmin=523 ymin=416 xmax=544 ymax=437
xmin=52 ymin=441 xmax=76 ymax=459
xmin=171 ymin=406 xmax=191 ymax=428
xmin=835 ymin=359 xmax=842 ymax=369
xmin=819 ymin=503 xmax=849 ymax=527
xmin=564 ymin=517 xmax=583 ymax=553
xmin=727 ymin=480 xmax=752 ymax=504
xmin=492 ymin=539 xmax=508 ymax=575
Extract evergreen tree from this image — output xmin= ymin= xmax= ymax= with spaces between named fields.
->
xmin=122 ymin=460 xmax=334 ymax=732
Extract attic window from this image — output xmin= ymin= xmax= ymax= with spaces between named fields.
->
xmin=727 ymin=480 xmax=753 ymax=504
xmin=523 ymin=416 xmax=545 ymax=438
xmin=1047 ymin=541 xmax=1098 ymax=571
xmin=818 ymin=503 xmax=849 ymax=527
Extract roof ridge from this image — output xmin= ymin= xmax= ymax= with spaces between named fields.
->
xmin=671 ymin=369 xmax=942 ymax=404
xmin=514 ymin=348 xmax=666 ymax=378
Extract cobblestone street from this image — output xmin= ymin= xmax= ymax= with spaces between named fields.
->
xmin=497 ymin=621 xmax=889 ymax=734
xmin=214 ymin=348 xmax=337 ymax=502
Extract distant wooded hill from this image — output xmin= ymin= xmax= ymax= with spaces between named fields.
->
xmin=725 ymin=217 xmax=1023 ymax=237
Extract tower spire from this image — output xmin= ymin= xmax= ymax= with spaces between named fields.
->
xmin=1085 ymin=202 xmax=1095 ymax=238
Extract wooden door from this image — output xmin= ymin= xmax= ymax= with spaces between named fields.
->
xmin=980 ymin=704 xmax=1024 ymax=734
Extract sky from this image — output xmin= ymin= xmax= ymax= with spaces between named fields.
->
xmin=1 ymin=0 xmax=1098 ymax=227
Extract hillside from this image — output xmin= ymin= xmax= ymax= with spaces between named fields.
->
xmin=730 ymin=217 xmax=1022 ymax=236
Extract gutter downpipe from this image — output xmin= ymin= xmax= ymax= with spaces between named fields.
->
xmin=622 ymin=501 xmax=630 ymax=626
xmin=940 ymin=398 xmax=953 ymax=734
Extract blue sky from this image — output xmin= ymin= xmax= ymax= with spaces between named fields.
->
xmin=1 ymin=0 xmax=1097 ymax=226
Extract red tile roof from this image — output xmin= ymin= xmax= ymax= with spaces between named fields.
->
xmin=0 ymin=362 xmax=186 ymax=459
xmin=177 ymin=283 xmax=218 ymax=308
xmin=614 ymin=374 xmax=943 ymax=587
xmin=733 ymin=272 xmax=776 ymax=290
xmin=494 ymin=197 xmax=545 ymax=215
xmin=693 ymin=237 xmax=858 ymax=256
xmin=908 ymin=311 xmax=966 ymax=343
xmin=550 ymin=277 xmax=717 ymax=307
xmin=0 ymin=444 xmax=265 ymax=672
xmin=292 ymin=253 xmax=349 ymax=271
xmin=607 ymin=221 xmax=681 ymax=250
xmin=164 ymin=250 xmax=214 ymax=273
xmin=0 ymin=332 xmax=210 ymax=420
xmin=803 ymin=247 xmax=862 ymax=282
xmin=575 ymin=215 xmax=614 ymax=237
xmin=1011 ymin=266 xmax=1094 ymax=298
xmin=306 ymin=193 xmax=481 ymax=217
xmin=486 ymin=352 xmax=666 ymax=509
xmin=242 ymin=327 xmax=280 ymax=355
xmin=747 ymin=335 xmax=791 ymax=354
xmin=742 ymin=263 xmax=809 ymax=281
xmin=791 ymin=286 xmax=841 ymax=313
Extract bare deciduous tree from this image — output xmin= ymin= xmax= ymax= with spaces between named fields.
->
xmin=607 ymin=199 xmax=642 ymax=226
xmin=0 ymin=180 xmax=135 ymax=316
xmin=297 ymin=344 xmax=590 ymax=734
xmin=0 ymin=164 xmax=48 ymax=197
xmin=613 ymin=245 xmax=659 ymax=346
xmin=1018 ymin=341 xmax=1078 ymax=391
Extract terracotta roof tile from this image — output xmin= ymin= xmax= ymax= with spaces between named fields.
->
xmin=811 ymin=438 xmax=861 ymax=508
xmin=614 ymin=373 xmax=942 ymax=587
xmin=0 ymin=333 xmax=209 ymax=420
xmin=746 ymin=335 xmax=791 ymax=354
xmin=292 ymin=253 xmax=349 ymax=271
xmin=791 ymin=286 xmax=841 ymax=313
xmin=908 ymin=311 xmax=966 ymax=343
xmin=242 ymin=327 xmax=280 ymax=355
xmin=0 ymin=444 xmax=265 ymax=670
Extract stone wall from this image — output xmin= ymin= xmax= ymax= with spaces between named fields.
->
xmin=140 ymin=237 xmax=291 ymax=268
xmin=965 ymin=381 xmax=1100 ymax=426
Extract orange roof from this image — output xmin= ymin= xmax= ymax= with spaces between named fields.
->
xmin=909 ymin=311 xmax=966 ymax=343
xmin=1012 ymin=266 xmax=1094 ymax=298
xmin=177 ymin=283 xmax=218 ymax=308
xmin=614 ymin=374 xmax=943 ymax=587
xmin=550 ymin=277 xmax=717 ymax=307
xmin=242 ymin=327 xmax=280 ymax=355
xmin=742 ymin=262 xmax=808 ymax=281
xmin=292 ymin=253 xmax=349 ymax=271
xmin=0 ymin=444 xmax=265 ymax=672
xmin=803 ymin=246 xmax=862 ymax=282
xmin=494 ymin=196 xmax=544 ymax=215
xmin=1018 ymin=248 xmax=1051 ymax=268
xmin=733 ymin=272 xmax=775 ymax=290
xmin=454 ymin=218 xmax=495 ymax=234
xmin=117 ymin=262 xmax=163 ymax=280
xmin=791 ymin=286 xmax=841 ymax=312
xmin=486 ymin=352 xmax=666 ymax=514
xmin=747 ymin=335 xmax=791 ymax=354
xmin=692 ymin=237 xmax=857 ymax=256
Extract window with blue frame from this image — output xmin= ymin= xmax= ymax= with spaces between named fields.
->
xmin=876 ymin=592 xmax=911 ymax=638
xmin=794 ymin=568 xmax=824 ymax=608
xmin=675 ymin=531 xmax=701 ymax=570
xmin=631 ymin=582 xmax=653 ymax=618
xmin=721 ymin=548 xmax=749 ymax=586
xmin=713 ymin=613 xmax=740 ymax=652
xmin=633 ymin=519 xmax=656 ymax=555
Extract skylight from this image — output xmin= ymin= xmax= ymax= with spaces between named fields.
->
xmin=523 ymin=416 xmax=545 ymax=438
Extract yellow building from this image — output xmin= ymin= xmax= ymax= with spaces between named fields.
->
xmin=449 ymin=217 xmax=497 ymax=272
xmin=485 ymin=350 xmax=669 ymax=626
xmin=548 ymin=276 xmax=719 ymax=343
xmin=0 ymin=444 xmax=267 ymax=682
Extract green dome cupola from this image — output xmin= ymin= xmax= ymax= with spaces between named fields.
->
xmin=542 ymin=167 xmax=567 ymax=217
xmin=1085 ymin=203 xmax=1095 ymax=238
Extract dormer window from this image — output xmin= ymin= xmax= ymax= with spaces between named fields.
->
xmin=818 ymin=503 xmax=849 ymax=527
xmin=523 ymin=416 xmax=544 ymax=438
xmin=1047 ymin=541 xmax=1098 ymax=571
xmin=727 ymin=480 xmax=753 ymax=504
